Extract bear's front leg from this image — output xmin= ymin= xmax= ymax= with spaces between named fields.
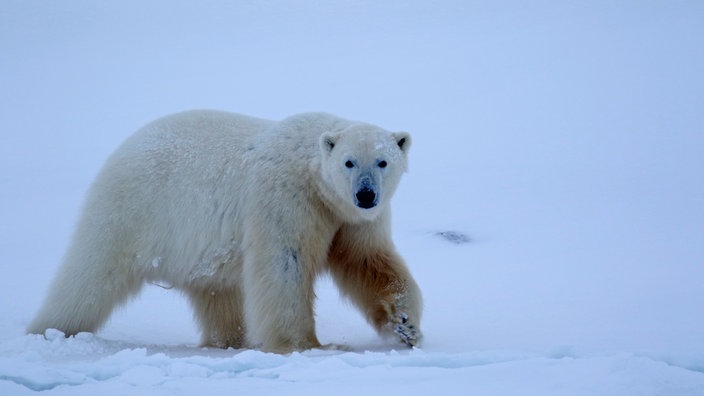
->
xmin=352 ymin=257 xmax=423 ymax=347
xmin=242 ymin=246 xmax=321 ymax=353
xmin=379 ymin=294 xmax=422 ymax=347
xmin=327 ymin=225 xmax=423 ymax=347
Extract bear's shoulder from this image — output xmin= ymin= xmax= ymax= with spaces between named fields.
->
xmin=273 ymin=112 xmax=352 ymax=136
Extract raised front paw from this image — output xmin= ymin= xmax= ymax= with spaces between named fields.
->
xmin=393 ymin=312 xmax=421 ymax=347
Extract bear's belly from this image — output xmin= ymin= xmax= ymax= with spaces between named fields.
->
xmin=144 ymin=246 xmax=244 ymax=290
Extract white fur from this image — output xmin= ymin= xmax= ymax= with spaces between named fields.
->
xmin=27 ymin=110 xmax=421 ymax=352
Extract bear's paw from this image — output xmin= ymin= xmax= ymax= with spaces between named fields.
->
xmin=393 ymin=312 xmax=421 ymax=347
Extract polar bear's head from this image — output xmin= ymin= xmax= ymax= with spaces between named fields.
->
xmin=320 ymin=124 xmax=411 ymax=222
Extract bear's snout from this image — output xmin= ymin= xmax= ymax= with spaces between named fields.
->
xmin=355 ymin=187 xmax=377 ymax=209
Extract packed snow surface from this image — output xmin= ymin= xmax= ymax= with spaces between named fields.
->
xmin=2 ymin=1 xmax=703 ymax=394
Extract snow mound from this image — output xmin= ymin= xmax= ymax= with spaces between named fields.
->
xmin=1 ymin=333 xmax=703 ymax=395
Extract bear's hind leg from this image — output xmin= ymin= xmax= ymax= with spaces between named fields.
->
xmin=27 ymin=254 xmax=144 ymax=337
xmin=187 ymin=287 xmax=245 ymax=349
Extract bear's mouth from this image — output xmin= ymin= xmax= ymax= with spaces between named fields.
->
xmin=355 ymin=188 xmax=377 ymax=209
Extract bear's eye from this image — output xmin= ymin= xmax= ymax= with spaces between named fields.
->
xmin=345 ymin=160 xmax=354 ymax=168
xmin=378 ymin=160 xmax=387 ymax=168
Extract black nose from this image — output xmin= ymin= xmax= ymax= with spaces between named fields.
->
xmin=355 ymin=188 xmax=377 ymax=209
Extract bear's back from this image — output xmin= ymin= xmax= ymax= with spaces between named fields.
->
xmin=123 ymin=110 xmax=274 ymax=157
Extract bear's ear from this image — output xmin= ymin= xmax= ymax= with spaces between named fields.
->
xmin=393 ymin=132 xmax=412 ymax=154
xmin=320 ymin=132 xmax=339 ymax=154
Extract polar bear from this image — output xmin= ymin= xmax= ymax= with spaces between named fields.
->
xmin=27 ymin=110 xmax=422 ymax=352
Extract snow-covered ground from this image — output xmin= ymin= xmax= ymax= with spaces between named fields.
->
xmin=2 ymin=1 xmax=703 ymax=394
